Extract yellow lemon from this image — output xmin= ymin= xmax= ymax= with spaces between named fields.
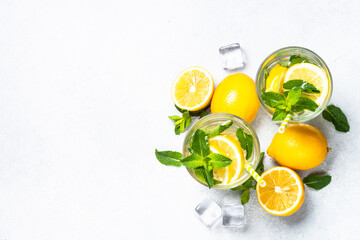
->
xmin=265 ymin=65 xmax=287 ymax=93
xmin=267 ymin=124 xmax=328 ymax=170
xmin=211 ymin=73 xmax=259 ymax=123
xmin=171 ymin=66 xmax=214 ymax=111
xmin=209 ymin=135 xmax=245 ymax=184
xmin=256 ymin=166 xmax=305 ymax=216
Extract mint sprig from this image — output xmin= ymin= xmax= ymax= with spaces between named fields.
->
xmin=169 ymin=106 xmax=209 ymax=135
xmin=261 ymin=81 xmax=319 ymax=121
xmin=322 ymin=104 xmax=350 ymax=132
xmin=155 ymin=122 xmax=235 ymax=188
xmin=169 ymin=111 xmax=192 ymax=135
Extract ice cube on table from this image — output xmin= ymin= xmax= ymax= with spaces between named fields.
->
xmin=222 ymin=203 xmax=246 ymax=228
xmin=219 ymin=43 xmax=246 ymax=70
xmin=194 ymin=199 xmax=222 ymax=228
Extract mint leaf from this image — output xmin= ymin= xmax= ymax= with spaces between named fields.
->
xmin=243 ymin=178 xmax=254 ymax=189
xmin=283 ymin=79 xmax=320 ymax=93
xmin=256 ymin=152 xmax=265 ymax=174
xmin=289 ymin=55 xmax=310 ymax=67
xmin=289 ymin=55 xmax=300 ymax=61
xmin=183 ymin=111 xmax=191 ymax=128
xmin=203 ymin=168 xmax=214 ymax=189
xmin=181 ymin=154 xmax=204 ymax=169
xmin=194 ymin=167 xmax=206 ymax=182
xmin=286 ymin=87 xmax=302 ymax=106
xmin=195 ymin=167 xmax=214 ymax=188
xmin=231 ymin=185 xmax=248 ymax=191
xmin=168 ymin=115 xmax=182 ymax=121
xmin=241 ymin=189 xmax=250 ymax=204
xmin=275 ymin=101 xmax=288 ymax=110
xmin=204 ymin=120 xmax=233 ymax=138
xmin=190 ymin=129 xmax=210 ymax=157
xmin=292 ymin=97 xmax=318 ymax=112
xmin=208 ymin=153 xmax=232 ymax=169
xmin=261 ymin=92 xmax=286 ymax=108
xmin=264 ymin=68 xmax=269 ymax=79
xmin=279 ymin=61 xmax=289 ymax=67
xmin=155 ymin=149 xmax=182 ymax=167
xmin=199 ymin=111 xmax=209 ymax=118
xmin=272 ymin=108 xmax=288 ymax=121
xmin=303 ymin=174 xmax=331 ymax=190
xmin=322 ymin=105 xmax=350 ymax=132
xmin=236 ymin=128 xmax=253 ymax=160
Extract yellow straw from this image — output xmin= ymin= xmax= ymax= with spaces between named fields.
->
xmin=278 ymin=113 xmax=292 ymax=133
xmin=244 ymin=161 xmax=266 ymax=187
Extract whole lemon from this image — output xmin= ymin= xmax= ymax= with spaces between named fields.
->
xmin=211 ymin=73 xmax=259 ymax=123
xmin=267 ymin=124 xmax=328 ymax=170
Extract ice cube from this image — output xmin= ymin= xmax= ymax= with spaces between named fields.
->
xmin=194 ymin=199 xmax=222 ymax=228
xmin=219 ymin=43 xmax=246 ymax=70
xmin=222 ymin=203 xmax=246 ymax=228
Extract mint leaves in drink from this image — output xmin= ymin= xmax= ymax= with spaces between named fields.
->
xmin=261 ymin=80 xmax=320 ymax=121
xmin=322 ymin=104 xmax=350 ymax=132
xmin=303 ymin=174 xmax=331 ymax=190
xmin=283 ymin=79 xmax=321 ymax=93
xmin=155 ymin=121 xmax=234 ymax=188
xmin=279 ymin=54 xmax=310 ymax=68
xmin=203 ymin=120 xmax=233 ymax=138
xmin=236 ymin=128 xmax=254 ymax=160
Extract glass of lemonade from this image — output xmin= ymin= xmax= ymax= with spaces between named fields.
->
xmin=183 ymin=113 xmax=260 ymax=189
xmin=256 ymin=46 xmax=333 ymax=122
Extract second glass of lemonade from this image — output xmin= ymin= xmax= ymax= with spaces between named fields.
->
xmin=183 ymin=113 xmax=260 ymax=189
xmin=256 ymin=46 xmax=333 ymax=122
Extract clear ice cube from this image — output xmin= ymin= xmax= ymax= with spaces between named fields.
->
xmin=219 ymin=43 xmax=246 ymax=70
xmin=222 ymin=203 xmax=246 ymax=228
xmin=194 ymin=199 xmax=222 ymax=228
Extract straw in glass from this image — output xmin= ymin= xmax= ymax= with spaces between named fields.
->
xmin=244 ymin=161 xmax=266 ymax=187
xmin=278 ymin=113 xmax=293 ymax=133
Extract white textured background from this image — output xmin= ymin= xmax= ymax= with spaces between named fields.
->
xmin=0 ymin=0 xmax=359 ymax=239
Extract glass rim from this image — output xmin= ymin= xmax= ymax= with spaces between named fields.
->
xmin=255 ymin=46 xmax=333 ymax=122
xmin=182 ymin=113 xmax=261 ymax=189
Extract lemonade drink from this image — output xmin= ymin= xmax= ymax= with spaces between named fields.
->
xmin=183 ymin=113 xmax=260 ymax=189
xmin=256 ymin=47 xmax=333 ymax=122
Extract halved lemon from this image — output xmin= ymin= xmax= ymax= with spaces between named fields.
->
xmin=171 ymin=67 xmax=215 ymax=111
xmin=284 ymin=63 xmax=329 ymax=105
xmin=265 ymin=65 xmax=287 ymax=93
xmin=209 ymin=135 xmax=245 ymax=184
xmin=256 ymin=166 xmax=305 ymax=216
xmin=171 ymin=66 xmax=214 ymax=111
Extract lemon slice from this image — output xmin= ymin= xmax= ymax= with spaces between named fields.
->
xmin=284 ymin=63 xmax=328 ymax=105
xmin=209 ymin=145 xmax=229 ymax=183
xmin=171 ymin=66 xmax=214 ymax=111
xmin=209 ymin=135 xmax=245 ymax=184
xmin=265 ymin=65 xmax=287 ymax=93
xmin=256 ymin=167 xmax=305 ymax=216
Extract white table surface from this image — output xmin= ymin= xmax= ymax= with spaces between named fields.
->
xmin=0 ymin=0 xmax=359 ymax=239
